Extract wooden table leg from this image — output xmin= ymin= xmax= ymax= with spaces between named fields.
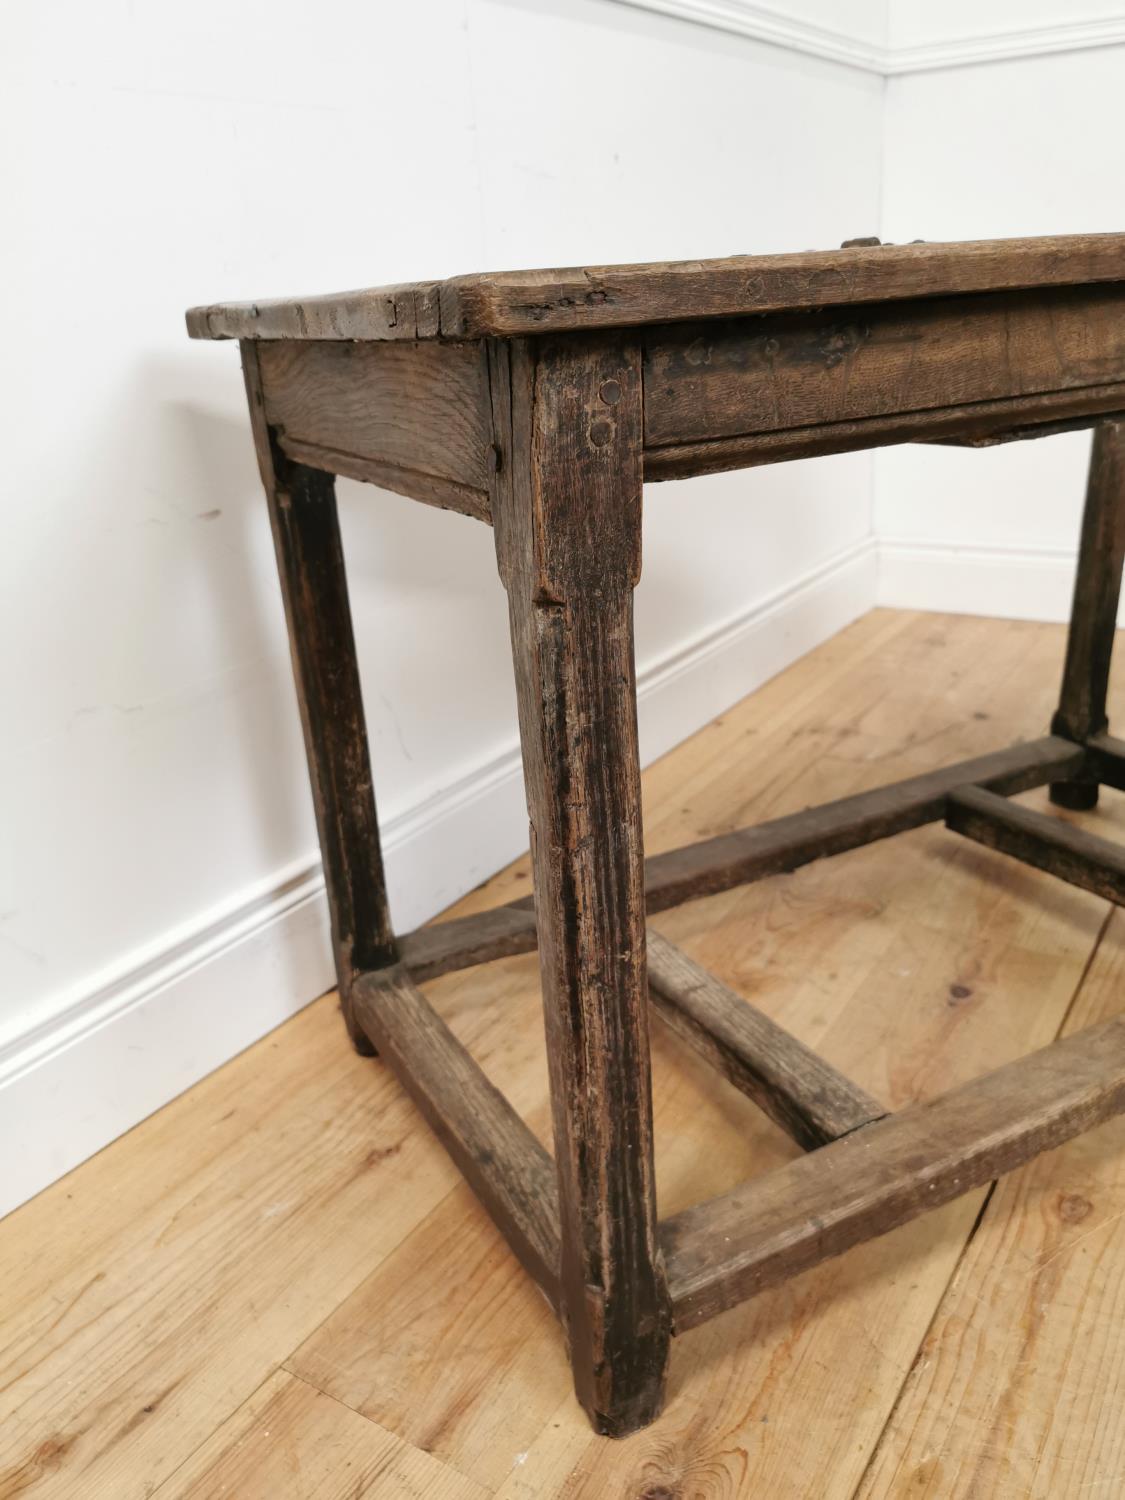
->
xmin=1051 ymin=418 xmax=1125 ymax=808
xmin=241 ymin=342 xmax=398 ymax=1053
xmin=490 ymin=333 xmax=672 ymax=1435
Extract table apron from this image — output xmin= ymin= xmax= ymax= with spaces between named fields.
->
xmin=643 ymin=284 xmax=1125 ymax=449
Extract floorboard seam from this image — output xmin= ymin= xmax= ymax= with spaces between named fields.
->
xmin=145 ymin=1364 xmax=287 ymax=1499
xmin=279 ymin=1362 xmax=495 ymax=1494
xmin=1051 ymin=904 xmax=1115 ymax=1043
xmin=846 ymin=902 xmax=1115 ymax=1498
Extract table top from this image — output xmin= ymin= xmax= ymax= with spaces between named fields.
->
xmin=186 ymin=234 xmax=1125 ymax=345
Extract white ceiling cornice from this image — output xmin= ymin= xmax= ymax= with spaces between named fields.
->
xmin=886 ymin=13 xmax=1125 ymax=74
xmin=611 ymin=0 xmax=885 ymax=71
xmin=609 ymin=0 xmax=1125 ymax=75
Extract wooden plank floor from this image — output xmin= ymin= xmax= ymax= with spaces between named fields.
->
xmin=4 ymin=607 xmax=1125 ymax=1499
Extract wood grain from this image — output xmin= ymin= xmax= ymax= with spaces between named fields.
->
xmin=243 ymin=343 xmax=396 ymax=1053
xmin=948 ymin=783 xmax=1125 ymax=905
xmin=856 ymin=910 xmax=1125 ymax=1500
xmin=0 ymin=994 xmax=505 ymax=1500
xmin=187 ymin=279 xmax=442 ymax=341
xmin=290 ymin=613 xmax=1109 ymax=1497
xmin=926 ymin=411 xmax=1112 ymax=448
xmin=278 ymin=440 xmax=490 ymax=522
xmin=490 ymin=333 xmax=670 ymax=1435
xmin=646 ymin=927 xmax=885 ymax=1150
xmin=636 ymin=734 xmax=1083 ymax=912
xmin=643 ymin=286 xmax=1125 ymax=448
xmin=6 ymin=611 xmax=1120 ymax=1498
xmin=1087 ymin=728 xmax=1125 ymax=790
xmin=236 ymin=246 xmax=1125 ymax=1445
xmin=287 ymin=1173 xmax=569 ymax=1495
xmin=1050 ymin=418 xmax=1125 ymax=809
xmin=187 ymin=235 xmax=1125 ymax=341
xmin=351 ymin=964 xmax=560 ymax=1304
xmin=152 ymin=1370 xmax=486 ymax=1499
xmin=397 ymin=735 xmax=1085 ymax=982
xmin=257 ymin=338 xmax=492 ymax=511
xmin=446 ymin=236 xmax=1125 ymax=340
xmin=662 ymin=1012 xmax=1125 ymax=1332
xmin=643 ymin=382 xmax=1125 ymax=480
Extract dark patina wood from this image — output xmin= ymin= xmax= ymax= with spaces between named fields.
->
xmin=947 ymin=784 xmax=1125 ymax=905
xmin=489 ymin=332 xmax=671 ymax=1435
xmin=192 ymin=237 xmax=1125 ymax=1438
xmin=643 ymin=383 xmax=1125 ymax=481
xmin=189 ymin=234 xmax=1125 ymax=342
xmin=397 ymin=734 xmax=1084 ymax=983
xmin=1051 ymin=419 xmax=1125 ymax=808
xmin=352 ymin=965 xmax=561 ymax=1302
xmin=661 ymin=1013 xmax=1125 ymax=1331
xmin=643 ymin=287 xmax=1125 ymax=449
xmin=257 ymin=337 xmax=493 ymax=520
xmin=241 ymin=343 xmax=396 ymax=1055
xmin=646 ymin=929 xmax=886 ymax=1150
xmin=1087 ymin=730 xmax=1125 ymax=791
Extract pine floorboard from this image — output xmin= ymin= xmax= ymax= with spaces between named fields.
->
xmin=3 ymin=609 xmax=1124 ymax=1498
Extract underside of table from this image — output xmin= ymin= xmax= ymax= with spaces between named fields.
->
xmin=188 ymin=236 xmax=1125 ymax=1436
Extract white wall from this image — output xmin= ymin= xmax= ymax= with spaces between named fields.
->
xmin=1 ymin=0 xmax=882 ymax=1214
xmin=876 ymin=38 xmax=1125 ymax=619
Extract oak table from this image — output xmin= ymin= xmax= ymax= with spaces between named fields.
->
xmin=188 ymin=234 xmax=1125 ymax=1437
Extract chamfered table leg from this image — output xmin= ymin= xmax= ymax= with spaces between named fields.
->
xmin=490 ymin=333 xmax=672 ymax=1436
xmin=1051 ymin=418 xmax=1125 ymax=809
xmin=241 ymin=341 xmax=398 ymax=1053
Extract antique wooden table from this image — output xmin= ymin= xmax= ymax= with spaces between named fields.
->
xmin=188 ymin=235 xmax=1125 ymax=1436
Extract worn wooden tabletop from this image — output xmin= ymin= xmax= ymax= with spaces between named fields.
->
xmin=186 ymin=232 xmax=1125 ymax=343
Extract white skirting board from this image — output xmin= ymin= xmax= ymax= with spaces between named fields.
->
xmin=0 ymin=536 xmax=877 ymax=1220
xmin=876 ymin=539 xmax=1103 ymax=625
